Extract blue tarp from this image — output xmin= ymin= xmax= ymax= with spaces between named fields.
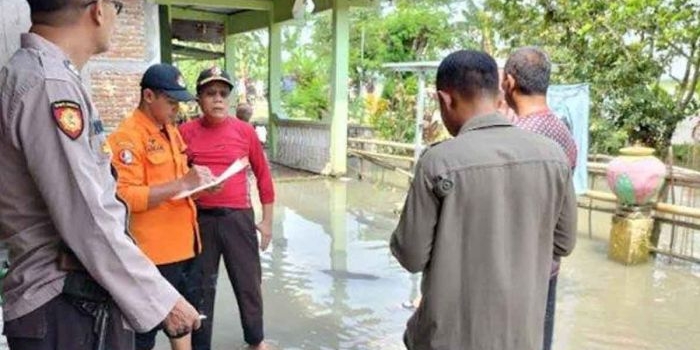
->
xmin=548 ymin=84 xmax=590 ymax=194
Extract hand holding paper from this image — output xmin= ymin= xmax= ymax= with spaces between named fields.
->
xmin=182 ymin=165 xmax=215 ymax=191
xmin=173 ymin=157 xmax=250 ymax=200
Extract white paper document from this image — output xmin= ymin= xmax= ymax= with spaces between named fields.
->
xmin=172 ymin=157 xmax=249 ymax=200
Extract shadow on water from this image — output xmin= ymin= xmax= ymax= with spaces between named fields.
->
xmin=156 ymin=177 xmax=700 ymax=350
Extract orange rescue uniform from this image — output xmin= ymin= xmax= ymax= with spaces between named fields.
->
xmin=108 ymin=109 xmax=200 ymax=265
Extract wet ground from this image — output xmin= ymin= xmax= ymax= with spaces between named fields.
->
xmin=152 ymin=178 xmax=700 ymax=350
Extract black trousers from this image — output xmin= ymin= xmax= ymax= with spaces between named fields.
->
xmin=542 ymin=274 xmax=558 ymax=350
xmin=135 ymin=259 xmax=197 ymax=350
xmin=191 ymin=208 xmax=263 ymax=349
xmin=4 ymin=294 xmax=134 ymax=350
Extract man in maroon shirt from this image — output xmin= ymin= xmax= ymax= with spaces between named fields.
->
xmin=179 ymin=66 xmax=275 ymax=350
xmin=502 ymin=47 xmax=578 ymax=350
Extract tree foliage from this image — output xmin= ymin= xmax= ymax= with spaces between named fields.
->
xmin=481 ymin=0 xmax=700 ymax=154
xmin=176 ymin=1 xmax=700 ymax=154
xmin=279 ymin=0 xmax=473 ymax=131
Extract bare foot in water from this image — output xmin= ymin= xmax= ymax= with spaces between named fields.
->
xmin=247 ymin=341 xmax=269 ymax=350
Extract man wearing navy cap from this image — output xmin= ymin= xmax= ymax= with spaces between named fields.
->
xmin=108 ymin=63 xmax=214 ymax=350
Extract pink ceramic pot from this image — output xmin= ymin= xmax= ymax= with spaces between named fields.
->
xmin=606 ymin=146 xmax=667 ymax=207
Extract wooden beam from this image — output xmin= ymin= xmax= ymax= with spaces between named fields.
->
xmin=227 ymin=9 xmax=268 ymax=35
xmin=156 ymin=0 xmax=273 ymax=11
xmin=272 ymin=0 xmax=332 ymax=23
xmin=173 ymin=44 xmax=224 ymax=60
xmin=227 ymin=0 xmax=339 ymax=30
xmin=656 ymin=202 xmax=700 ymax=220
xmin=349 ymin=149 xmax=414 ymax=162
xmin=348 ymin=138 xmax=416 ymax=151
xmin=159 ymin=5 xmax=173 ymax=64
xmin=172 ymin=19 xmax=225 ymax=44
xmin=584 ymin=190 xmax=700 ymax=220
xmin=171 ymin=7 xmax=227 ymax=23
xmin=225 ymin=0 xmax=378 ymax=34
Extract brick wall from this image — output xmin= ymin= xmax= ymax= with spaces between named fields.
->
xmin=99 ymin=0 xmax=147 ymax=61
xmin=87 ymin=0 xmax=159 ymax=130
xmin=91 ymin=71 xmax=143 ymax=127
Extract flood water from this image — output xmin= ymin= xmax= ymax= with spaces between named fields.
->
xmin=153 ymin=178 xmax=700 ymax=350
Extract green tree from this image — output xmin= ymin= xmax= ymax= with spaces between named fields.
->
xmin=230 ymin=30 xmax=268 ymax=84
xmin=281 ymin=18 xmax=331 ymax=120
xmin=333 ymin=0 xmax=477 ymax=140
xmin=482 ymin=0 xmax=700 ymax=154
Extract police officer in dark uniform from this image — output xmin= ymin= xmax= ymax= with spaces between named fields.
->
xmin=0 ymin=1 xmax=201 ymax=349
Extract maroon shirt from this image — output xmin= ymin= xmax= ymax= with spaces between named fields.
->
xmin=179 ymin=117 xmax=274 ymax=209
xmin=514 ymin=109 xmax=577 ymax=276
xmin=514 ymin=109 xmax=577 ymax=169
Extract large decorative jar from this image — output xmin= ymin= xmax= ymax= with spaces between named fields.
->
xmin=605 ymin=146 xmax=667 ymax=265
xmin=606 ymin=146 xmax=667 ymax=208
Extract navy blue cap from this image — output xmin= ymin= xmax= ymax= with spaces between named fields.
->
xmin=196 ymin=66 xmax=234 ymax=90
xmin=140 ymin=64 xmax=194 ymax=102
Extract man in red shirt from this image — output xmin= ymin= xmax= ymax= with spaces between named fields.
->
xmin=179 ymin=66 xmax=275 ymax=350
xmin=502 ymin=46 xmax=578 ymax=350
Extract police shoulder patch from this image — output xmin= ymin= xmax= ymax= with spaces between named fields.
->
xmin=51 ymin=100 xmax=84 ymax=140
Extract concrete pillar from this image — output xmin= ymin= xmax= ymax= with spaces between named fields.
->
xmin=609 ymin=209 xmax=653 ymax=265
xmin=267 ymin=12 xmax=282 ymax=160
xmin=328 ymin=0 xmax=350 ymax=175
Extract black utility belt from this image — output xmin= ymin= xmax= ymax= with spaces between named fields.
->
xmin=62 ymin=271 xmax=110 ymax=303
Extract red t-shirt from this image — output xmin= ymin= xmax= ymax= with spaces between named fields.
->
xmin=179 ymin=117 xmax=274 ymax=209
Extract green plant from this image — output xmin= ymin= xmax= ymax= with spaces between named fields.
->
xmin=480 ymin=0 xmax=700 ymax=154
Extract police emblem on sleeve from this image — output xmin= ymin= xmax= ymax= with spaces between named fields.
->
xmin=119 ymin=149 xmax=134 ymax=165
xmin=51 ymin=101 xmax=84 ymax=140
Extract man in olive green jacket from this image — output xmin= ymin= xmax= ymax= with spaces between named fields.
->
xmin=391 ymin=50 xmax=577 ymax=350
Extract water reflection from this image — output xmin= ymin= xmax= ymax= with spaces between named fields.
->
xmin=154 ymin=178 xmax=700 ymax=350
xmin=258 ymin=180 xmax=410 ymax=349
xmin=555 ymin=237 xmax=700 ymax=350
